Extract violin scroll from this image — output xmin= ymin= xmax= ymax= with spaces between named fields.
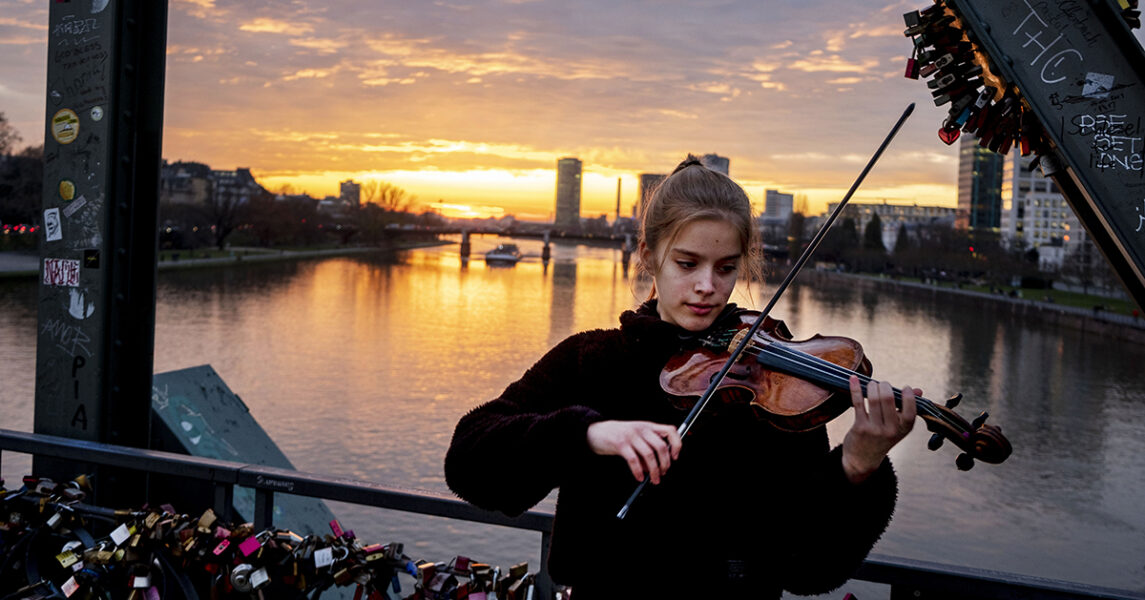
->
xmin=920 ymin=395 xmax=1012 ymax=470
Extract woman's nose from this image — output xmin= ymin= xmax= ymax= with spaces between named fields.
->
xmin=694 ymin=269 xmax=715 ymax=293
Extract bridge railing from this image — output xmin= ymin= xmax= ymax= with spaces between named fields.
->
xmin=1 ymin=428 xmax=1140 ymax=600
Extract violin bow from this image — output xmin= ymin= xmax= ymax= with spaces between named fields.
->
xmin=617 ymin=103 xmax=915 ymax=520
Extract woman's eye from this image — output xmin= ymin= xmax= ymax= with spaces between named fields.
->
xmin=676 ymin=260 xmax=696 ymax=269
xmin=719 ymin=264 xmax=738 ymax=273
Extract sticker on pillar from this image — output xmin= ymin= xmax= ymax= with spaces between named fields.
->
xmin=91 ymin=0 xmax=109 ymax=13
xmin=68 ymin=288 xmax=95 ymax=320
xmin=90 ymin=106 xmax=104 ymax=122
xmin=63 ymin=195 xmax=88 ymax=218
xmin=52 ymin=109 xmax=79 ymax=145
xmin=44 ymin=208 xmax=63 ymax=242
xmin=83 ymin=249 xmax=100 ymax=269
xmin=60 ymin=180 xmax=76 ymax=201
xmin=1082 ymin=73 xmax=1114 ymax=99
xmin=44 ymin=258 xmax=81 ymax=287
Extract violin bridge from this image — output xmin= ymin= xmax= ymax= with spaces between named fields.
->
xmin=727 ymin=328 xmax=750 ymax=356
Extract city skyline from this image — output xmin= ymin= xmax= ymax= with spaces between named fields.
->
xmin=4 ymin=1 xmax=1143 ymax=221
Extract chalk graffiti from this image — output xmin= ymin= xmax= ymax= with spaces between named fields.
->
xmin=1010 ymin=0 xmax=1085 ymax=84
xmin=1046 ymin=0 xmax=1102 ymax=47
xmin=54 ymin=41 xmax=108 ymax=71
xmin=53 ymin=16 xmax=100 ymax=38
xmin=1068 ymin=113 xmax=1144 ymax=172
xmin=71 ymin=356 xmax=87 ymax=431
xmin=152 ymin=384 xmax=170 ymax=410
xmin=69 ymin=193 xmax=104 ymax=251
xmin=1137 ymin=199 xmax=1145 ymax=233
xmin=72 ymin=404 xmax=88 ymax=430
xmin=40 ymin=318 xmax=93 ymax=358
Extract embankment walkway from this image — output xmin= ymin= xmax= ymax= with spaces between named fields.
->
xmin=808 ymin=270 xmax=1145 ymax=344
xmin=0 ymin=243 xmax=442 ymax=279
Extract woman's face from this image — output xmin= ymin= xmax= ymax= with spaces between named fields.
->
xmin=644 ymin=218 xmax=742 ymax=331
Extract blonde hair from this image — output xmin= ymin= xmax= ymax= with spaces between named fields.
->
xmin=638 ymin=155 xmax=762 ymax=299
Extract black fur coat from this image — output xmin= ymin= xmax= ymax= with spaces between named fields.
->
xmin=445 ymin=301 xmax=897 ymax=599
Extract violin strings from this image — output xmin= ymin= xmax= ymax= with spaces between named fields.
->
xmin=750 ymin=341 xmax=944 ymax=420
xmin=749 ymin=342 xmax=952 ymax=427
xmin=740 ymin=341 xmax=963 ymax=431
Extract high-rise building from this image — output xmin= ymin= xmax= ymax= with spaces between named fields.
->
xmin=764 ymin=189 xmax=794 ymax=221
xmin=956 ymin=136 xmax=1005 ymax=231
xmin=340 ymin=180 xmax=361 ymax=208
xmin=1000 ymin=152 xmax=1084 ymax=269
xmin=555 ymin=158 xmax=582 ymax=229
xmin=636 ymin=173 xmax=667 ymax=219
xmin=700 ymin=153 xmax=729 ymax=175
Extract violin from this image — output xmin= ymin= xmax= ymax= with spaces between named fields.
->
xmin=662 ymin=311 xmax=1013 ymax=470
xmin=618 ymin=104 xmax=1006 ymax=520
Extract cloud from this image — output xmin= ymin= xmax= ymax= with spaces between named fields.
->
xmin=0 ymin=34 xmax=43 ymax=45
xmin=1 ymin=0 xmax=993 ymax=211
xmin=239 ymin=17 xmax=314 ymax=35
xmin=0 ymin=16 xmax=46 ymax=32
xmin=282 ymin=67 xmax=340 ymax=82
xmin=788 ymin=55 xmax=882 ymax=74
xmin=290 ymin=37 xmax=348 ymax=55
xmin=174 ymin=0 xmax=217 ymax=19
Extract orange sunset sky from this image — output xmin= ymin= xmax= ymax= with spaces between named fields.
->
xmin=4 ymin=1 xmax=1141 ymax=221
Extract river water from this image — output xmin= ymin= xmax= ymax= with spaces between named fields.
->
xmin=1 ymin=237 xmax=1143 ymax=594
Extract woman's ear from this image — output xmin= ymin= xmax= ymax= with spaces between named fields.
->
xmin=638 ymin=241 xmax=655 ymax=273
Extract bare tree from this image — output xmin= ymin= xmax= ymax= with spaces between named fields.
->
xmin=0 ymin=144 xmax=41 ymax=227
xmin=362 ymin=179 xmax=414 ymax=212
xmin=793 ymin=193 xmax=810 ymax=217
xmin=0 ymin=112 xmax=21 ymax=155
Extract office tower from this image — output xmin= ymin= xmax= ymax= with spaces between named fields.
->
xmin=956 ymin=136 xmax=1005 ymax=231
xmin=1000 ymin=152 xmax=1084 ymax=268
xmin=637 ymin=173 xmax=667 ymax=219
xmin=555 ymin=158 xmax=582 ymax=229
xmin=701 ymin=153 xmax=729 ymax=175
xmin=340 ymin=180 xmax=361 ymax=208
xmin=764 ymin=189 xmax=794 ymax=221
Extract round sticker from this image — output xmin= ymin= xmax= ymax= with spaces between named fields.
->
xmin=90 ymin=106 xmax=104 ymax=122
xmin=52 ymin=109 xmax=80 ymax=145
xmin=59 ymin=180 xmax=76 ymax=201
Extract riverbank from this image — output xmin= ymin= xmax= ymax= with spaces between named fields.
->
xmin=6 ymin=245 xmax=1143 ymax=343
xmin=807 ymin=269 xmax=1145 ymax=344
xmin=0 ymin=240 xmax=450 ymax=279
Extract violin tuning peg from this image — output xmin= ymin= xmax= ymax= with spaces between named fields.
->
xmin=956 ymin=453 xmax=975 ymax=471
xmin=944 ymin=393 xmax=962 ymax=409
xmin=970 ymin=411 xmax=989 ymax=430
xmin=927 ymin=433 xmax=944 ymax=451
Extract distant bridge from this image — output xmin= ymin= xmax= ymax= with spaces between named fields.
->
xmin=388 ymin=226 xmax=792 ymax=258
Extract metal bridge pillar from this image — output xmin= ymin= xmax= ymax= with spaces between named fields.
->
xmin=34 ymin=0 xmax=169 ymax=510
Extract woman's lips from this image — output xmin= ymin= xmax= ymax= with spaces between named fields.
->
xmin=687 ymin=303 xmax=714 ymax=315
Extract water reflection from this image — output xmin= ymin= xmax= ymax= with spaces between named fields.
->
xmin=549 ymin=261 xmax=577 ymax=346
xmin=0 ymin=245 xmax=1142 ymax=590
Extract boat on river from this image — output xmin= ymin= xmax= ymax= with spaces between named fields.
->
xmin=485 ymin=243 xmax=522 ymax=265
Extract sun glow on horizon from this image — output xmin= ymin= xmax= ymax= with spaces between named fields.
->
xmin=258 ymin=166 xmax=957 ymax=221
xmin=428 ymin=202 xmax=506 ymax=220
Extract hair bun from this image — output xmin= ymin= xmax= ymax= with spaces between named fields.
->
xmin=671 ymin=155 xmax=705 ymax=174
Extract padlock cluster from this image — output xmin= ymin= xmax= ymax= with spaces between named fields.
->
xmin=903 ymin=3 xmax=1049 ymax=157
xmin=1121 ymin=0 xmax=1142 ymax=29
xmin=1 ymin=475 xmax=554 ymax=600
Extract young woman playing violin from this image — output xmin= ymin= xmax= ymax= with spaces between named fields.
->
xmin=445 ymin=156 xmax=919 ymax=598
